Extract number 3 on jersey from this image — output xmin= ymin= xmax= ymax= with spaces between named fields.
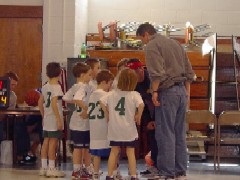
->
xmin=115 ymin=97 xmax=125 ymax=115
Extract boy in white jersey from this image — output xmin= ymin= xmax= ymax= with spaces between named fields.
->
xmin=88 ymin=70 xmax=114 ymax=180
xmin=38 ymin=62 xmax=65 ymax=177
xmin=62 ymin=62 xmax=92 ymax=179
xmin=100 ymin=68 xmax=144 ymax=180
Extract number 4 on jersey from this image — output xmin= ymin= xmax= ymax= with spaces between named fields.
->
xmin=115 ymin=97 xmax=125 ymax=116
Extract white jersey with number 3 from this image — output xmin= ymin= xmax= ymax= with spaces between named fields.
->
xmin=41 ymin=82 xmax=63 ymax=131
xmin=100 ymin=89 xmax=143 ymax=142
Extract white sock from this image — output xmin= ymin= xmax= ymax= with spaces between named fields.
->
xmin=41 ymin=159 xmax=48 ymax=169
xmin=73 ymin=164 xmax=81 ymax=172
xmin=48 ymin=160 xmax=55 ymax=169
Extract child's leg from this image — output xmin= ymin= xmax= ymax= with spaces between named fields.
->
xmin=108 ymin=146 xmax=120 ymax=176
xmin=45 ymin=135 xmax=65 ymax=177
xmin=83 ymin=148 xmax=91 ymax=167
xmin=93 ymin=155 xmax=101 ymax=173
xmin=41 ymin=138 xmax=49 ymax=169
xmin=48 ymin=138 xmax=58 ymax=160
xmin=126 ymin=147 xmax=137 ymax=176
xmin=41 ymin=138 xmax=49 ymax=159
xmin=73 ymin=147 xmax=82 ymax=172
xmin=48 ymin=138 xmax=58 ymax=169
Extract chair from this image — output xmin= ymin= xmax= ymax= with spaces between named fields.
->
xmin=217 ymin=110 xmax=240 ymax=170
xmin=186 ymin=110 xmax=217 ymax=171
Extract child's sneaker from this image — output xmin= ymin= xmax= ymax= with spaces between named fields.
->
xmin=86 ymin=164 xmax=94 ymax=176
xmin=175 ymin=175 xmax=187 ymax=180
xmin=81 ymin=167 xmax=93 ymax=179
xmin=122 ymin=176 xmax=138 ymax=180
xmin=92 ymin=173 xmax=100 ymax=180
xmin=99 ymin=169 xmax=104 ymax=175
xmin=130 ymin=177 xmax=139 ymax=180
xmin=71 ymin=170 xmax=81 ymax=179
xmin=153 ymin=175 xmax=175 ymax=180
xmin=140 ymin=166 xmax=158 ymax=178
xmin=39 ymin=168 xmax=47 ymax=176
xmin=106 ymin=176 xmax=114 ymax=180
xmin=46 ymin=168 xmax=65 ymax=177
xmin=113 ymin=169 xmax=123 ymax=180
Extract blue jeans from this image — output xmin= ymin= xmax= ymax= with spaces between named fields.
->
xmin=155 ymin=85 xmax=187 ymax=176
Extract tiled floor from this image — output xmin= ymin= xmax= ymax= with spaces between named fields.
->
xmin=0 ymin=158 xmax=240 ymax=180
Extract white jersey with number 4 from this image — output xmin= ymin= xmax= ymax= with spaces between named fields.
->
xmin=41 ymin=82 xmax=63 ymax=131
xmin=88 ymin=89 xmax=109 ymax=149
xmin=100 ymin=89 xmax=143 ymax=142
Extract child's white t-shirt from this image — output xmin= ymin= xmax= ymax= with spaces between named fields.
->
xmin=63 ymin=82 xmax=89 ymax=131
xmin=88 ymin=89 xmax=109 ymax=149
xmin=100 ymin=89 xmax=143 ymax=142
xmin=41 ymin=82 xmax=63 ymax=131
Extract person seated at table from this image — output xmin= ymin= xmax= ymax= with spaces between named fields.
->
xmin=0 ymin=71 xmax=19 ymax=143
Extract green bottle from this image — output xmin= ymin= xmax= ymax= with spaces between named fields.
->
xmin=80 ymin=42 xmax=86 ymax=58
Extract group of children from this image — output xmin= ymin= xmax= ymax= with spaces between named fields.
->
xmin=37 ymin=58 xmax=145 ymax=180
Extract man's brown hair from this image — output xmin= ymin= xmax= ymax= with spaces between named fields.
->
xmin=136 ymin=23 xmax=156 ymax=36
xmin=117 ymin=68 xmax=138 ymax=91
xmin=4 ymin=71 xmax=19 ymax=81
xmin=96 ymin=69 xmax=114 ymax=85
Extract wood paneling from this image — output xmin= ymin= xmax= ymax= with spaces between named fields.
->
xmin=0 ymin=5 xmax=42 ymax=18
xmin=190 ymin=83 xmax=209 ymax=97
xmin=187 ymin=51 xmax=210 ymax=67
xmin=0 ymin=6 xmax=43 ymax=103
xmin=190 ymin=99 xmax=209 ymax=110
xmin=216 ymin=52 xmax=234 ymax=67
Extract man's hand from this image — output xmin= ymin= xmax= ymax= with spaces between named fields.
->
xmin=152 ymin=92 xmax=160 ymax=106
xmin=147 ymin=121 xmax=155 ymax=130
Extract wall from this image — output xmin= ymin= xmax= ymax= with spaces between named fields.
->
xmin=88 ymin=0 xmax=240 ymax=36
xmin=42 ymin=0 xmax=88 ymax=83
xmin=0 ymin=0 xmax=43 ymax=5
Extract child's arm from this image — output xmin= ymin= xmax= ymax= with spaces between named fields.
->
xmin=135 ymin=103 xmax=144 ymax=126
xmin=62 ymin=89 xmax=75 ymax=104
xmin=100 ymin=101 xmax=109 ymax=122
xmin=51 ymin=96 xmax=63 ymax=130
xmin=74 ymin=99 xmax=88 ymax=119
xmin=38 ymin=94 xmax=44 ymax=118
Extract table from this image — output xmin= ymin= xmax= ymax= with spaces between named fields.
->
xmin=0 ymin=107 xmax=70 ymax=164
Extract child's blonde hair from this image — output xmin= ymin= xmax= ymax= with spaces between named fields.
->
xmin=117 ymin=68 xmax=138 ymax=91
xmin=117 ymin=58 xmax=129 ymax=71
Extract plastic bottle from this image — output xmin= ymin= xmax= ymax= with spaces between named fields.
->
xmin=80 ymin=43 xmax=86 ymax=58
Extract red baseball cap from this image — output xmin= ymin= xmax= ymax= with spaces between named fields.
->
xmin=126 ymin=60 xmax=143 ymax=70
